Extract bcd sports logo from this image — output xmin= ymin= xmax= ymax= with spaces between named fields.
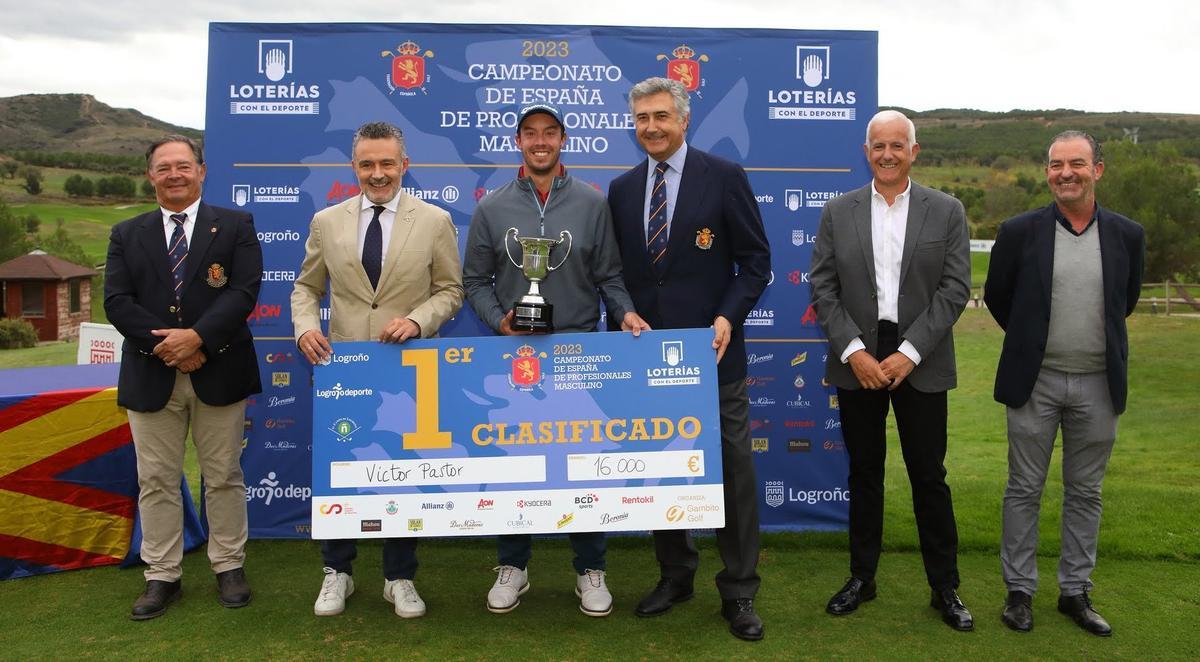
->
xmin=767 ymin=44 xmax=858 ymax=122
xmin=382 ymin=40 xmax=433 ymax=95
xmin=229 ymin=39 xmax=321 ymax=115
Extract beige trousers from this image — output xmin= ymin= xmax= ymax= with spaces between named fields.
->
xmin=126 ymin=373 xmax=248 ymax=581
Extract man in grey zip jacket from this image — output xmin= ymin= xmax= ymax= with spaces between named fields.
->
xmin=463 ymin=103 xmax=650 ymax=617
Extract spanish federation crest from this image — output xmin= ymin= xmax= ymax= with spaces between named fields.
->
xmin=765 ymin=480 xmax=785 ymax=508
xmin=504 ymin=344 xmax=547 ymax=391
xmin=382 ymin=40 xmax=434 ymax=95
xmin=695 ymin=228 xmax=715 ymax=250
xmin=206 ymin=263 xmax=228 ymax=288
xmin=657 ymin=45 xmax=710 ymax=93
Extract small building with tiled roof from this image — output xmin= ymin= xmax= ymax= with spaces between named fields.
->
xmin=0 ymin=250 xmax=96 ymax=341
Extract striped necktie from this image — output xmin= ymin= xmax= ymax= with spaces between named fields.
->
xmin=646 ymin=161 xmax=670 ymax=267
xmin=168 ymin=213 xmax=188 ymax=309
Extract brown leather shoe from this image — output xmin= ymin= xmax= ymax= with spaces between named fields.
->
xmin=130 ymin=580 xmax=182 ymax=621
xmin=216 ymin=568 xmax=252 ymax=608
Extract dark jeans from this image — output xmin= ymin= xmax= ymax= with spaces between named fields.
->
xmin=837 ymin=320 xmax=960 ymax=590
xmin=321 ymin=538 xmax=417 ymax=581
xmin=497 ymin=533 xmax=605 ymax=575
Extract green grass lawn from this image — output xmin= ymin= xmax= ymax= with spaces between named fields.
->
xmin=8 ymin=201 xmax=156 ymax=264
xmin=1 ymin=309 xmax=1197 ymax=659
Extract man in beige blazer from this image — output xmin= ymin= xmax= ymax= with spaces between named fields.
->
xmin=291 ymin=121 xmax=464 ymax=619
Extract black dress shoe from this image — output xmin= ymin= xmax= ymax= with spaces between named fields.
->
xmin=635 ymin=578 xmax=694 ymax=617
xmin=1057 ymin=592 xmax=1111 ymax=636
xmin=721 ymin=598 xmax=764 ymax=641
xmin=1001 ymin=590 xmax=1033 ymax=632
xmin=826 ymin=577 xmax=876 ymax=615
xmin=130 ymin=580 xmax=182 ymax=621
xmin=930 ymin=588 xmax=974 ymax=631
xmin=216 ymin=567 xmax=252 ymax=608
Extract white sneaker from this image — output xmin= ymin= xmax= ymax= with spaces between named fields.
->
xmin=383 ymin=578 xmax=426 ymax=618
xmin=314 ymin=567 xmax=354 ymax=616
xmin=576 ymin=569 xmax=613 ymax=617
xmin=487 ymin=565 xmax=529 ymax=614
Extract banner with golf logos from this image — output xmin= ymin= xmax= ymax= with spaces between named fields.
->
xmin=311 ymin=329 xmax=724 ymax=538
xmin=208 ymin=23 xmax=876 ymax=536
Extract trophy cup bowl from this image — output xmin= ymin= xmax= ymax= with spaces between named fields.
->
xmin=505 ymin=228 xmax=573 ymax=333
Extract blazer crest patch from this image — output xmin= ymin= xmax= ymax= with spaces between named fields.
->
xmin=695 ymin=228 xmax=715 ymax=250
xmin=206 ymin=263 xmax=229 ymax=288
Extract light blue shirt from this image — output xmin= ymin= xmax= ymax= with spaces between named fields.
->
xmin=642 ymin=142 xmax=688 ymax=240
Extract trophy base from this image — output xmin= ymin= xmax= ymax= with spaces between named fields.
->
xmin=512 ymin=301 xmax=554 ymax=333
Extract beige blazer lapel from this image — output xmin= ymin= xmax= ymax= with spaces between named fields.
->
xmin=335 ymin=196 xmax=377 ymax=296
xmin=377 ymin=192 xmax=417 ymax=290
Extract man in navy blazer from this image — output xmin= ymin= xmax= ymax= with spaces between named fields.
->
xmin=105 ymin=135 xmax=262 ymax=620
xmin=607 ymin=77 xmax=771 ymax=641
xmin=985 ymin=131 xmax=1144 ymax=636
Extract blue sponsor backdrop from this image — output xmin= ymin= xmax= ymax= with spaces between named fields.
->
xmin=205 ymin=22 xmax=877 ymax=537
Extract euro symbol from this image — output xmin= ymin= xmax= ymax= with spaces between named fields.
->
xmin=687 ymin=455 xmax=700 ymax=473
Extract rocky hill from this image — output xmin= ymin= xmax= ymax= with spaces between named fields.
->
xmin=0 ymin=93 xmax=200 ymax=156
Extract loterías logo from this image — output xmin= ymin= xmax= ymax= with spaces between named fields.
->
xmin=229 ymin=39 xmax=321 ymax=116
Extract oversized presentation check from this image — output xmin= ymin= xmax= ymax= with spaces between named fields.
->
xmin=311 ymin=329 xmax=725 ymax=539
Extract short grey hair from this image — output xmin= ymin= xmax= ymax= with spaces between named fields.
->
xmin=352 ymin=121 xmax=407 ymax=160
xmin=146 ymin=134 xmax=203 ymax=167
xmin=865 ymin=110 xmax=916 ymax=146
xmin=629 ymin=77 xmax=690 ymax=120
xmin=1048 ymin=130 xmax=1103 ymax=165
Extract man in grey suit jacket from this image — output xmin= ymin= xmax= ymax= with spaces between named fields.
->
xmin=809 ymin=110 xmax=973 ymax=631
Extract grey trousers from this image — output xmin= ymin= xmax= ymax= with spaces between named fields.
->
xmin=1001 ymin=368 xmax=1117 ymax=597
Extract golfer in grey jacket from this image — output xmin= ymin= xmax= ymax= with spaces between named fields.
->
xmin=462 ymin=103 xmax=649 ymax=617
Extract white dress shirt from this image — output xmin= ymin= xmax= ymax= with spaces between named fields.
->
xmin=356 ymin=192 xmax=400 ymax=259
xmin=642 ymin=142 xmax=688 ymax=239
xmin=840 ymin=180 xmax=922 ymax=366
xmin=160 ymin=198 xmax=201 ymax=248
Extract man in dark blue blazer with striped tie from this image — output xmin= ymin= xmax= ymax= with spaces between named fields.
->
xmin=105 ymin=135 xmax=262 ymax=620
xmin=607 ymin=77 xmax=771 ymax=641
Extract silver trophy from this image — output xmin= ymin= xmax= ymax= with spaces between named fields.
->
xmin=504 ymin=227 xmax=573 ymax=332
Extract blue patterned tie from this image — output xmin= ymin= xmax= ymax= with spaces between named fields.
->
xmin=362 ymin=205 xmax=385 ymax=290
xmin=646 ymin=161 xmax=670 ymax=267
xmin=168 ymin=213 xmax=188 ymax=312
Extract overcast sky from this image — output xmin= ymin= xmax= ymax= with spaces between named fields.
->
xmin=1 ymin=0 xmax=1195 ymax=130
